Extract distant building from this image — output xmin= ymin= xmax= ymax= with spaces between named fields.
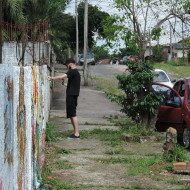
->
xmin=145 ymin=42 xmax=189 ymax=61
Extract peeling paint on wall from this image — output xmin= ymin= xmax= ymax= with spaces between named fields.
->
xmin=0 ymin=179 xmax=2 ymax=190
xmin=0 ymin=64 xmax=50 ymax=190
xmin=4 ymin=76 xmax=13 ymax=166
xmin=17 ymin=67 xmax=27 ymax=190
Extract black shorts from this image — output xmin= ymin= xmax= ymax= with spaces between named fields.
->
xmin=66 ymin=95 xmax=78 ymax=118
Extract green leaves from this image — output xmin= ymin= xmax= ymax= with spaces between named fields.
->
xmin=151 ymin=27 xmax=162 ymax=40
xmin=115 ymin=60 xmax=163 ymax=125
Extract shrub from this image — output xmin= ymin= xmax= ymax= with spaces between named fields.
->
xmin=112 ymin=60 xmax=163 ymax=126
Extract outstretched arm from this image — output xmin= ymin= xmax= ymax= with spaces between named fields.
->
xmin=47 ymin=73 xmax=67 ymax=81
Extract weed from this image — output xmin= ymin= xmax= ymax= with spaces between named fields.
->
xmin=44 ymin=178 xmax=76 ymax=190
xmin=109 ymin=115 xmax=161 ymax=141
xmin=163 ymin=144 xmax=190 ymax=162
xmin=96 ymin=155 xmax=162 ymax=176
xmin=55 ymin=147 xmax=71 ymax=154
xmin=42 ymin=143 xmax=73 ymax=189
xmin=45 ymin=122 xmax=57 ymax=142
xmin=96 ymin=157 xmax=132 ymax=164
xmin=53 ymin=160 xmax=73 ymax=170
xmin=80 ymin=128 xmax=124 ymax=146
xmin=105 ymin=149 xmax=135 ymax=155
xmin=128 ymin=156 xmax=161 ymax=175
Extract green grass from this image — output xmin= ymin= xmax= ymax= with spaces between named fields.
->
xmin=55 ymin=147 xmax=71 ymax=154
xmin=163 ymin=144 xmax=190 ymax=162
xmin=94 ymin=76 xmax=122 ymax=95
xmin=44 ymin=178 xmax=76 ymax=190
xmin=95 ymin=155 xmax=163 ymax=176
xmin=80 ymin=128 xmax=124 ymax=146
xmin=109 ymin=115 xmax=161 ymax=140
xmin=53 ymin=160 xmax=73 ymax=170
xmin=105 ymin=148 xmax=135 ymax=155
xmin=42 ymin=139 xmax=73 ymax=189
xmin=154 ymin=62 xmax=190 ymax=78
xmin=45 ymin=122 xmax=57 ymax=142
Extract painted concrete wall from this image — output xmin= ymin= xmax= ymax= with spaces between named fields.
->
xmin=0 ymin=64 xmax=50 ymax=190
xmin=2 ymin=42 xmax=50 ymax=66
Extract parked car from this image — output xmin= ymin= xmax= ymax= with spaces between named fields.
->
xmin=79 ymin=52 xmax=95 ymax=65
xmin=153 ymin=69 xmax=173 ymax=88
xmin=153 ymin=78 xmax=190 ymax=148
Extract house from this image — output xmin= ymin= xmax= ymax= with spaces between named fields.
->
xmin=145 ymin=42 xmax=189 ymax=61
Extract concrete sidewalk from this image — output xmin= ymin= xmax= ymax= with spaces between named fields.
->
xmin=49 ymin=66 xmax=122 ymax=130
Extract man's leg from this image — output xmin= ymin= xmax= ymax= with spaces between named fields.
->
xmin=70 ymin=116 xmax=80 ymax=137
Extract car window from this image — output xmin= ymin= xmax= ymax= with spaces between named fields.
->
xmin=173 ymin=81 xmax=181 ymax=92
xmin=154 ymin=71 xmax=169 ymax=82
xmin=153 ymin=84 xmax=181 ymax=107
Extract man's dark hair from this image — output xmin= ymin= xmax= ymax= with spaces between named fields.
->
xmin=65 ymin=58 xmax=76 ymax=65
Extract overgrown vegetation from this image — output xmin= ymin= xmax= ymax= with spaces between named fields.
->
xmin=42 ymin=143 xmax=74 ymax=189
xmin=163 ymin=144 xmax=190 ymax=162
xmin=45 ymin=122 xmax=57 ymax=143
xmin=109 ymin=60 xmax=163 ymax=126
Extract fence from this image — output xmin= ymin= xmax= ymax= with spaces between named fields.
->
xmin=1 ymin=21 xmax=48 ymax=42
xmin=0 ymin=64 xmax=50 ymax=190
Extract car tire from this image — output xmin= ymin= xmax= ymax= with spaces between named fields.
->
xmin=182 ymin=128 xmax=190 ymax=149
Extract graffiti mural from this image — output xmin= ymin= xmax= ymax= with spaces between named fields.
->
xmin=4 ymin=76 xmax=14 ymax=166
xmin=0 ymin=64 xmax=49 ymax=190
xmin=17 ymin=67 xmax=27 ymax=190
xmin=0 ymin=179 xmax=2 ymax=190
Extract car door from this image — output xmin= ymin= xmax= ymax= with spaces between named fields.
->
xmin=154 ymin=83 xmax=183 ymax=132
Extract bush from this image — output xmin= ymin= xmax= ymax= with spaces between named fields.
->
xmin=113 ymin=60 xmax=163 ymax=126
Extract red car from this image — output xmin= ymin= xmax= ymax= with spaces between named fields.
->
xmin=154 ymin=78 xmax=190 ymax=148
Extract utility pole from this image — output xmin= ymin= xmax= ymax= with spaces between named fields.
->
xmin=169 ymin=23 xmax=172 ymax=61
xmin=0 ymin=0 xmax=3 ymax=64
xmin=83 ymin=0 xmax=88 ymax=86
xmin=75 ymin=0 xmax=79 ymax=64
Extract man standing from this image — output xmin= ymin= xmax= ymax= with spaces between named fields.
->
xmin=48 ymin=58 xmax=81 ymax=138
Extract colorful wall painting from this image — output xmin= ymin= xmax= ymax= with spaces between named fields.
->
xmin=12 ymin=66 xmax=21 ymax=189
xmin=4 ymin=75 xmax=14 ymax=166
xmin=0 ymin=64 xmax=5 ymax=190
xmin=0 ymin=179 xmax=2 ymax=190
xmin=0 ymin=64 xmax=50 ymax=190
xmin=24 ymin=66 xmax=32 ymax=190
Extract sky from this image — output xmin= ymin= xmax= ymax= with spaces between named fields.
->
xmin=64 ymin=0 xmax=188 ymax=52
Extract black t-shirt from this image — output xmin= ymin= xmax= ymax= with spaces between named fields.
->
xmin=66 ymin=68 xmax=81 ymax=96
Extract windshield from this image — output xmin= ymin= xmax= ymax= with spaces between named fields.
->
xmin=153 ymin=71 xmax=169 ymax=82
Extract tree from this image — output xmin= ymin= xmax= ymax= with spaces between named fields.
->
xmin=103 ymin=0 xmax=190 ymax=60
xmin=1 ymin=0 xmax=71 ymax=64
xmin=103 ymin=0 xmax=190 ymax=126
xmin=78 ymin=2 xmax=110 ymax=51
xmin=49 ymin=12 xmax=76 ymax=63
xmin=152 ymin=45 xmax=164 ymax=62
xmin=92 ymin=45 xmax=110 ymax=61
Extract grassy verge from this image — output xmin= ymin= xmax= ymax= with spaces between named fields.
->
xmin=154 ymin=62 xmax=190 ymax=78
xmin=93 ymin=76 xmax=122 ymax=95
xmin=42 ymin=123 xmax=76 ymax=189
